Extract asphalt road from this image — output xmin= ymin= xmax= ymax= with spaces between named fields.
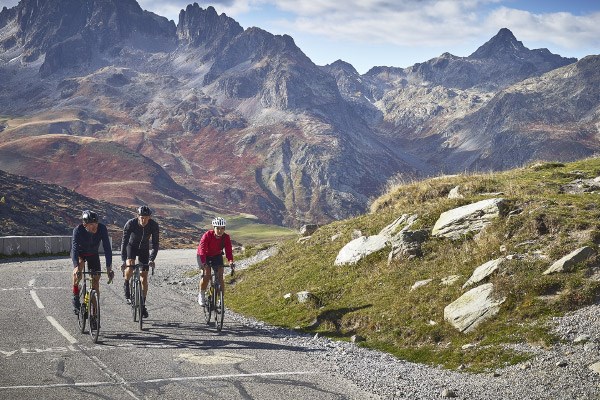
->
xmin=0 ymin=250 xmax=376 ymax=399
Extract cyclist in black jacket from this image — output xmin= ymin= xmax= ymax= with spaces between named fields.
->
xmin=120 ymin=205 xmax=159 ymax=318
xmin=71 ymin=210 xmax=114 ymax=314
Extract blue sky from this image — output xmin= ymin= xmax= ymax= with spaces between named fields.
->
xmin=1 ymin=0 xmax=599 ymax=73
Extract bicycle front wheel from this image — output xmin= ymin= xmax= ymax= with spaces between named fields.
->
xmin=137 ymin=286 xmax=144 ymax=331
xmin=88 ymin=290 xmax=100 ymax=343
xmin=77 ymin=289 xmax=86 ymax=333
xmin=202 ymin=285 xmax=213 ymax=325
xmin=215 ymin=287 xmax=224 ymax=332
xmin=131 ymin=280 xmax=138 ymax=322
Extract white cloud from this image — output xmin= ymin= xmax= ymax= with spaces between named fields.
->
xmin=486 ymin=7 xmax=600 ymax=50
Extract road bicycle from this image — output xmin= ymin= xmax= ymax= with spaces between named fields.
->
xmin=202 ymin=262 xmax=234 ymax=331
xmin=77 ymin=269 xmax=112 ymax=343
xmin=127 ymin=263 xmax=154 ymax=330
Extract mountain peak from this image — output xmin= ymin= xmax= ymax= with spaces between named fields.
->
xmin=469 ymin=28 xmax=526 ymax=60
xmin=177 ymin=3 xmax=242 ymax=49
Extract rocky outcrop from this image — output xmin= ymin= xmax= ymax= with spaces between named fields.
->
xmin=6 ymin=0 xmax=176 ymax=75
xmin=432 ymin=198 xmax=508 ymax=239
xmin=543 ymin=246 xmax=596 ymax=275
xmin=334 ymin=235 xmax=389 ymax=266
xmin=335 ymin=214 xmax=419 ymax=265
xmin=463 ymin=258 xmax=505 ymax=288
xmin=444 ymin=283 xmax=506 ymax=332
xmin=176 ymin=4 xmax=242 ymax=53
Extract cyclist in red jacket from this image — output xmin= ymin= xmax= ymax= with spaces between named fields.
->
xmin=196 ymin=217 xmax=234 ymax=306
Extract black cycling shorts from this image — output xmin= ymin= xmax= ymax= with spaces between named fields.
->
xmin=205 ymin=254 xmax=224 ymax=267
xmin=125 ymin=245 xmax=150 ymax=270
xmin=78 ymin=253 xmax=101 ymax=274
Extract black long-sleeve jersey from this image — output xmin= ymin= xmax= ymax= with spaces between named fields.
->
xmin=120 ymin=217 xmax=159 ymax=262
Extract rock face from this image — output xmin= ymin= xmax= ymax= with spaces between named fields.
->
xmin=176 ymin=4 xmax=242 ymax=56
xmin=0 ymin=0 xmax=598 ymax=227
xmin=444 ymin=283 xmax=506 ymax=333
xmin=543 ymin=246 xmax=596 ymax=275
xmin=432 ymin=198 xmax=508 ymax=239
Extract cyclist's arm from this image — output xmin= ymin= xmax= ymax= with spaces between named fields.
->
xmin=149 ymin=221 xmax=159 ymax=262
xmin=197 ymin=231 xmax=209 ymax=265
xmin=196 ymin=254 xmax=205 ymax=268
xmin=224 ymin=234 xmax=234 ymax=264
xmin=71 ymin=226 xmax=81 ymax=268
xmin=99 ymin=224 xmax=112 ymax=269
xmin=121 ymin=220 xmax=132 ymax=262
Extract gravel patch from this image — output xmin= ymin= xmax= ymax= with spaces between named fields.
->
xmin=155 ymin=249 xmax=600 ymax=399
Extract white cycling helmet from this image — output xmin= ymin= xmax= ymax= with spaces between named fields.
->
xmin=212 ymin=217 xmax=226 ymax=227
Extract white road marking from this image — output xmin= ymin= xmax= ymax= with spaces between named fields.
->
xmin=177 ymin=351 xmax=253 ymax=364
xmin=2 ymin=286 xmax=67 ymax=291
xmin=0 ymin=371 xmax=318 ymax=390
xmin=30 ymin=290 xmax=44 ymax=309
xmin=46 ymin=316 xmax=77 ymax=344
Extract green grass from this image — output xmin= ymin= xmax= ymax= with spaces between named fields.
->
xmin=227 ymin=157 xmax=600 ymax=372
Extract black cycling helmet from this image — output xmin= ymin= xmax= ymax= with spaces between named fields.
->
xmin=81 ymin=210 xmax=98 ymax=223
xmin=137 ymin=205 xmax=152 ymax=216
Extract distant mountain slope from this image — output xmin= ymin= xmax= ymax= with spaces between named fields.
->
xmin=0 ymin=0 xmax=595 ymax=227
xmin=0 ymin=169 xmax=200 ymax=248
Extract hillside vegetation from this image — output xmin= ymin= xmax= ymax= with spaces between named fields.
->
xmin=227 ymin=158 xmax=600 ymax=372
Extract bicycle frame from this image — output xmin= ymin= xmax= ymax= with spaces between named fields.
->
xmin=128 ymin=263 xmax=153 ymax=330
xmin=77 ymin=268 xmax=106 ymax=343
xmin=202 ymin=262 xmax=227 ymax=331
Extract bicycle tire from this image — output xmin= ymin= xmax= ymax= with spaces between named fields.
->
xmin=131 ymin=280 xmax=138 ymax=322
xmin=137 ymin=283 xmax=144 ymax=330
xmin=203 ymin=283 xmax=213 ymax=325
xmin=88 ymin=290 xmax=100 ymax=343
xmin=77 ymin=286 xmax=86 ymax=333
xmin=215 ymin=285 xmax=224 ymax=331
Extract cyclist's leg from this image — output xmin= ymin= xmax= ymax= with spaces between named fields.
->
xmin=138 ymin=250 xmax=150 ymax=299
xmin=123 ymin=244 xmax=137 ymax=300
xmin=217 ymin=266 xmax=225 ymax=295
xmin=140 ymin=268 xmax=149 ymax=298
xmin=198 ymin=264 xmax=211 ymax=305
xmin=72 ymin=258 xmax=84 ymax=312
xmin=72 ymin=258 xmax=85 ymax=288
xmin=200 ymin=265 xmax=211 ymax=291
xmin=87 ymin=254 xmax=102 ymax=294
xmin=138 ymin=251 xmax=150 ymax=317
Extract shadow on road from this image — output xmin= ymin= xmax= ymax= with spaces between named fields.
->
xmin=98 ymin=319 xmax=320 ymax=353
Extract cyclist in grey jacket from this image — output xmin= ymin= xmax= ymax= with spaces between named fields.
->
xmin=121 ymin=205 xmax=159 ymax=318
xmin=71 ymin=210 xmax=114 ymax=314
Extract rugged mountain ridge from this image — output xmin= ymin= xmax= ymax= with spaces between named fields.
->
xmin=0 ymin=0 xmax=597 ymax=227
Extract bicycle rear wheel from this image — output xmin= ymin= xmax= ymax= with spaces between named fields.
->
xmin=77 ymin=288 xmax=86 ymax=333
xmin=215 ymin=287 xmax=224 ymax=332
xmin=88 ymin=290 xmax=100 ymax=343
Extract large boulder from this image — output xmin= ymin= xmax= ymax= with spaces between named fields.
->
xmin=462 ymin=257 xmax=505 ymax=288
xmin=543 ymin=246 xmax=596 ymax=275
xmin=432 ymin=198 xmax=508 ymax=240
xmin=444 ymin=283 xmax=506 ymax=333
xmin=334 ymin=235 xmax=388 ymax=265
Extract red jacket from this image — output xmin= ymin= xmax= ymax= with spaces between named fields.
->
xmin=196 ymin=230 xmax=233 ymax=264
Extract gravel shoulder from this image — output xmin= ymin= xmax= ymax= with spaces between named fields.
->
xmin=155 ymin=249 xmax=600 ymax=399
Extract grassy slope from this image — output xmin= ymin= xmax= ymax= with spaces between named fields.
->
xmin=226 ymin=158 xmax=600 ymax=372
